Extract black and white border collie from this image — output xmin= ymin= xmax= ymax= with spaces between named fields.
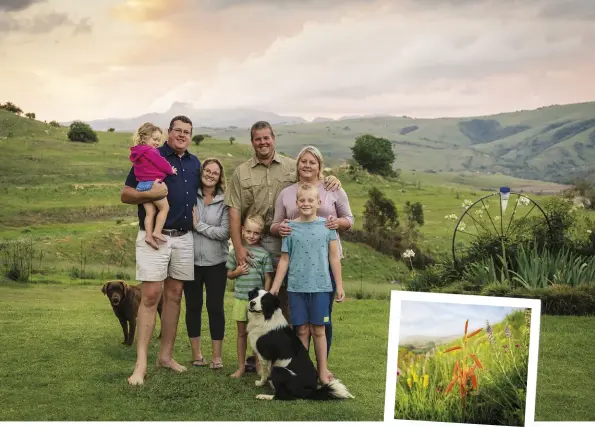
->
xmin=246 ymin=288 xmax=354 ymax=401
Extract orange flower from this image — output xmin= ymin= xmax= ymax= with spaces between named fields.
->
xmin=467 ymin=328 xmax=483 ymax=339
xmin=443 ymin=346 xmax=462 ymax=353
xmin=469 ymin=353 xmax=483 ymax=369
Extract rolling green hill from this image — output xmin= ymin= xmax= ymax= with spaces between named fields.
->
xmin=0 ymin=108 xmax=581 ymax=291
xmin=197 ymin=101 xmax=595 ymax=184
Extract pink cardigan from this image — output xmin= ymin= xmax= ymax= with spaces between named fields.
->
xmin=129 ymin=145 xmax=175 ymax=181
xmin=272 ymin=182 xmax=355 ymax=258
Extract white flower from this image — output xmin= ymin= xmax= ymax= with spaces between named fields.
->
xmin=461 ymin=199 xmax=473 ymax=209
xmin=484 ymin=203 xmax=490 ymax=209
xmin=402 ymin=249 xmax=416 ymax=259
xmin=458 ymin=222 xmax=466 ymax=231
xmin=517 ymin=196 xmax=530 ymax=206
xmin=588 ymin=230 xmax=592 ymax=235
xmin=445 ymin=213 xmax=458 ymax=221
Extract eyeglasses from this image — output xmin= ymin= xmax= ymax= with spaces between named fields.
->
xmin=171 ymin=128 xmax=191 ymax=136
xmin=203 ymin=169 xmax=220 ymax=177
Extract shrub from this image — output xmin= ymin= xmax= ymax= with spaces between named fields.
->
xmin=25 ymin=112 xmax=36 ymax=119
xmin=67 ymin=120 xmax=98 ymax=143
xmin=107 ymin=128 xmax=115 ymax=132
xmin=49 ymin=120 xmax=61 ymax=128
xmin=0 ymin=240 xmax=34 ymax=282
xmin=192 ymin=134 xmax=205 ymax=145
xmin=0 ymin=102 xmax=23 ymax=115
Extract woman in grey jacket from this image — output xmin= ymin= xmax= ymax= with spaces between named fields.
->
xmin=184 ymin=158 xmax=230 ymax=369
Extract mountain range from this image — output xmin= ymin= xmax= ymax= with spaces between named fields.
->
xmin=66 ymin=100 xmax=595 ymax=184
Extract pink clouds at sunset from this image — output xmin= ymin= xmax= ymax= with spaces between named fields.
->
xmin=0 ymin=0 xmax=593 ymax=121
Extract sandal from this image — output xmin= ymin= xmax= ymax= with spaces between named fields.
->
xmin=191 ymin=358 xmax=208 ymax=367
xmin=210 ymin=361 xmax=224 ymax=370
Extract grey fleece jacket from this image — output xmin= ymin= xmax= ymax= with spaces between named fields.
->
xmin=193 ymin=188 xmax=230 ymax=266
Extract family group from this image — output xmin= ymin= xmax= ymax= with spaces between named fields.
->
xmin=123 ymin=116 xmax=354 ymax=386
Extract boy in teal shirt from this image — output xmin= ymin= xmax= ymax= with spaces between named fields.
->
xmin=270 ymin=183 xmax=345 ymax=385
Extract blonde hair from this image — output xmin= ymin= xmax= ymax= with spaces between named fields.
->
xmin=244 ymin=214 xmax=265 ymax=231
xmin=201 ymin=157 xmax=226 ymax=195
xmin=296 ymin=145 xmax=324 ymax=181
xmin=296 ymin=182 xmax=320 ymax=200
xmin=132 ymin=122 xmax=163 ymax=146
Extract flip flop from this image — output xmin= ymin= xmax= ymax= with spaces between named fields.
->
xmin=210 ymin=361 xmax=224 ymax=370
xmin=191 ymin=358 xmax=208 ymax=367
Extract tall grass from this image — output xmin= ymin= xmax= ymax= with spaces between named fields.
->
xmin=395 ymin=310 xmax=529 ymax=425
xmin=463 ymin=245 xmax=595 ymax=289
xmin=0 ymin=239 xmax=35 ymax=282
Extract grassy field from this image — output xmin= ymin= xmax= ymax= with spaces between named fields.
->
xmin=0 ymin=284 xmax=593 ymax=421
xmin=396 ymin=310 xmax=529 ymax=425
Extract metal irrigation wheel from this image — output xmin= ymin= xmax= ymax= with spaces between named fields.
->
xmin=451 ymin=187 xmax=552 ymax=267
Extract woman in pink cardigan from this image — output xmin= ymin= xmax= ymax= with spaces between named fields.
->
xmin=270 ymin=146 xmax=354 ymax=372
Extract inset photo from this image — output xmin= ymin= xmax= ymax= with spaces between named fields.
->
xmin=384 ymin=291 xmax=541 ymax=427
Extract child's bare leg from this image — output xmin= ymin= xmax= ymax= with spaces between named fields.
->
xmin=152 ymin=198 xmax=170 ymax=243
xmin=231 ymin=321 xmax=247 ymax=378
xmin=296 ymin=324 xmax=310 ymax=352
xmin=311 ymin=324 xmax=330 ymax=384
xmin=142 ymin=203 xmax=159 ymax=250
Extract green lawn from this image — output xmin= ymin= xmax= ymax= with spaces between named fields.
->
xmin=0 ymin=284 xmax=388 ymax=421
xmin=0 ymin=284 xmax=593 ymax=421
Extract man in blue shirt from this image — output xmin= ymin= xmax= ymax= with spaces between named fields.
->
xmin=121 ymin=115 xmax=201 ymax=385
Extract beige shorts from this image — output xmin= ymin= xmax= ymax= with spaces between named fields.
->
xmin=135 ymin=230 xmax=194 ymax=282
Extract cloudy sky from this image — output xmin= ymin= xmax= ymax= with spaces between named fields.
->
xmin=399 ymin=300 xmax=520 ymax=341
xmin=1 ymin=0 xmax=594 ymax=122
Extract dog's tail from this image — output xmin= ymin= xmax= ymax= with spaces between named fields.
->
xmin=307 ymin=378 xmax=355 ymax=400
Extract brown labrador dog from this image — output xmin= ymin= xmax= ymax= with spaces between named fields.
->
xmin=101 ymin=280 xmax=163 ymax=346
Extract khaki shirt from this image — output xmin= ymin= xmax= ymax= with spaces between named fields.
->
xmin=225 ymin=152 xmax=297 ymax=258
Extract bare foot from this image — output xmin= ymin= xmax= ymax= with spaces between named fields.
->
xmin=230 ymin=368 xmax=245 ymax=378
xmin=145 ymin=237 xmax=159 ymax=250
xmin=128 ymin=369 xmax=146 ymax=386
xmin=156 ymin=358 xmax=187 ymax=373
xmin=153 ymin=232 xmax=168 ymax=243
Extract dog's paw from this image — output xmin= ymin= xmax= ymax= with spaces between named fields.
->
xmin=255 ymin=394 xmax=274 ymax=400
xmin=255 ymin=379 xmax=266 ymax=387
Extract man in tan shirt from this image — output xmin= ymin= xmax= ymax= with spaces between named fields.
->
xmin=225 ymin=120 xmax=341 ymax=319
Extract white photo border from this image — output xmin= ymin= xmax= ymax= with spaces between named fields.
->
xmin=383 ymin=290 xmax=542 ymax=427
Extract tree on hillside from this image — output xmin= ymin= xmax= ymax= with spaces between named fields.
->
xmin=67 ymin=121 xmax=98 ymax=143
xmin=49 ymin=120 xmax=61 ymax=128
xmin=192 ymin=134 xmax=205 ymax=145
xmin=351 ymin=134 xmax=396 ymax=177
xmin=107 ymin=128 xmax=115 ymax=132
xmin=363 ymin=187 xmax=399 ymax=232
xmin=229 ymin=136 xmax=235 ymax=145
xmin=0 ymin=102 xmax=23 ymax=115
xmin=25 ymin=112 xmax=36 ymax=119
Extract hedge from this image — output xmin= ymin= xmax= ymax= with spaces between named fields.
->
xmin=428 ymin=283 xmax=595 ymax=316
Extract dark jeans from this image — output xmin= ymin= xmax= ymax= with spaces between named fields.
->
xmin=183 ymin=263 xmax=227 ymax=340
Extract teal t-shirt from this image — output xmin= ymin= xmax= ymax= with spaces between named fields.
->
xmin=281 ymin=217 xmax=337 ymax=293
xmin=226 ymin=246 xmax=274 ymax=300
